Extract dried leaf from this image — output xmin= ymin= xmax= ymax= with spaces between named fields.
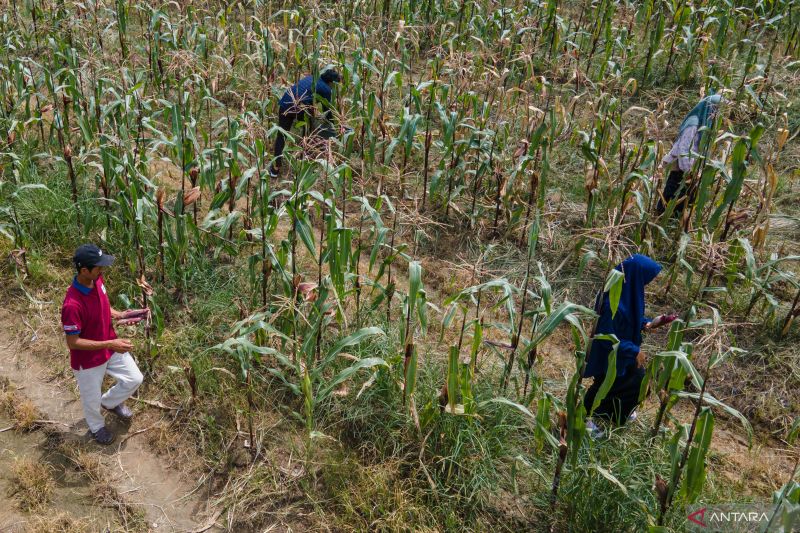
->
xmin=726 ymin=210 xmax=749 ymax=225
xmin=183 ymin=187 xmax=201 ymax=206
xmin=654 ymin=474 xmax=669 ymax=509
xmin=777 ymin=128 xmax=789 ymax=151
xmin=584 ymin=167 xmax=597 ymax=192
xmin=444 ymin=403 xmax=466 ymax=415
xmin=483 ymin=339 xmax=514 ymax=350
xmin=513 ymin=139 xmax=529 ymax=160
xmin=137 ymin=275 xmax=154 ymax=296
xmin=296 ymin=282 xmax=318 ymax=301
xmin=8 ymin=249 xmax=26 ymax=271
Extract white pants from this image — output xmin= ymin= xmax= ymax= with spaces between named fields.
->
xmin=73 ymin=352 xmax=143 ymax=433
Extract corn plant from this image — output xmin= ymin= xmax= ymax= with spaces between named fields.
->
xmin=764 ymin=418 xmax=800 ymax=531
xmin=651 ymin=307 xmax=753 ymax=526
xmin=401 ymin=260 xmax=427 ymax=419
xmin=215 ymin=308 xmax=386 ymax=436
xmin=2 ymin=0 xmax=799 ymax=528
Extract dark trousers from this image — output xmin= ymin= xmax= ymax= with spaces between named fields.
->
xmin=583 ymin=367 xmax=644 ymax=425
xmin=272 ymin=110 xmax=300 ymax=170
xmin=272 ymin=109 xmax=333 ymax=170
xmin=656 ymin=169 xmax=686 ymax=215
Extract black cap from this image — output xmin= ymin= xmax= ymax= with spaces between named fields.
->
xmin=321 ymin=68 xmax=342 ymax=83
xmin=73 ymin=244 xmax=115 ymax=270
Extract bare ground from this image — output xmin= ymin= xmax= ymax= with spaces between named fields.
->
xmin=0 ymin=308 xmax=220 ymax=532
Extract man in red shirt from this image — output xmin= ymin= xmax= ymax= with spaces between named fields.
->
xmin=61 ymin=244 xmax=146 ymax=444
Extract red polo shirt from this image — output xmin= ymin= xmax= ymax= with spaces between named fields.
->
xmin=61 ymin=275 xmax=117 ymax=370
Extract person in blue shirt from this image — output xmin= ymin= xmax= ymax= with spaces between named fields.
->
xmin=583 ymin=254 xmax=667 ymax=431
xmin=271 ymin=69 xmax=342 ymax=174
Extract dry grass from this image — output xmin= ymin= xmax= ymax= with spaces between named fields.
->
xmin=61 ymin=445 xmax=148 ymax=530
xmin=0 ymin=386 xmax=42 ymax=431
xmin=8 ymin=457 xmax=55 ymax=511
xmin=67 ymin=448 xmax=110 ymax=487
xmin=319 ymin=455 xmax=439 ymax=532
xmin=26 ymin=512 xmax=92 ymax=533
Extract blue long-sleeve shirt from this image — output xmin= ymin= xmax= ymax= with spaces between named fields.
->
xmin=279 ymin=75 xmax=333 ymax=112
xmin=584 ymin=255 xmax=661 ymax=378
xmin=584 ymin=294 xmax=644 ymax=378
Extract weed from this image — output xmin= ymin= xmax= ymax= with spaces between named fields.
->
xmin=8 ymin=458 xmax=55 ymax=511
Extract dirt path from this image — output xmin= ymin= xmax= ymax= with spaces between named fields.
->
xmin=0 ymin=311 xmax=219 ymax=532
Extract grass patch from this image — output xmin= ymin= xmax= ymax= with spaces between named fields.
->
xmin=60 ymin=444 xmax=147 ymax=530
xmin=8 ymin=457 xmax=55 ymax=511
xmin=27 ymin=512 xmax=92 ymax=533
xmin=0 ymin=380 xmax=42 ymax=431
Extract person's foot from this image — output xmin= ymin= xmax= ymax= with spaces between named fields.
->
xmin=586 ymin=419 xmax=606 ymax=440
xmin=92 ymin=426 xmax=115 ymax=445
xmin=103 ymin=402 xmax=133 ymax=420
xmin=628 ymin=410 xmax=638 ymax=423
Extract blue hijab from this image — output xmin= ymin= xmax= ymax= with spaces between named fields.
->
xmin=584 ymin=255 xmax=662 ymax=378
xmin=677 ymin=94 xmax=722 ymax=136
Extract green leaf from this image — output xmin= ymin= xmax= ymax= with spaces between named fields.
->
xmin=656 ymin=350 xmax=704 ymax=390
xmin=479 ymin=398 xmax=560 ymax=451
xmin=708 ymin=138 xmax=748 ymax=232
xmin=470 ymin=320 xmax=482 ymax=375
xmin=519 ymin=302 xmax=596 ymax=363
xmin=590 ymin=465 xmax=628 ymax=496
xmin=321 ymin=327 xmax=385 ymax=368
xmin=446 ymin=346 xmax=460 ymax=414
xmin=605 ymin=269 xmax=625 ymax=319
xmin=404 ymin=344 xmax=418 ymax=405
xmin=294 ymin=213 xmax=316 ymax=257
xmin=317 ymin=357 xmax=389 ymax=400
xmin=789 ymin=418 xmax=800 ymax=446
xmin=408 ymin=261 xmax=422 ymax=320
xmin=675 ymin=391 xmax=752 ymax=446
xmin=589 ymin=334 xmax=619 ymax=415
xmin=681 ymin=408 xmax=714 ymax=503
xmin=534 ymin=393 xmax=552 ymax=453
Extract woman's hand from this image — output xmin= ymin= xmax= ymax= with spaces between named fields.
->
xmin=636 ymin=350 xmax=647 ymax=369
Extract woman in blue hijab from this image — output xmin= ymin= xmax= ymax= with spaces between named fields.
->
xmin=583 ymin=255 xmax=665 ymax=428
xmin=656 ymin=94 xmax=722 ymax=214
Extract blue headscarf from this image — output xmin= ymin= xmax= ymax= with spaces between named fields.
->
xmin=584 ymin=254 xmax=662 ymax=378
xmin=677 ymin=93 xmax=722 ymax=137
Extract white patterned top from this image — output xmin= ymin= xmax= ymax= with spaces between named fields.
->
xmin=662 ymin=125 xmax=700 ymax=172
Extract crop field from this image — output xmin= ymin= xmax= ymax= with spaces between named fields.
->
xmin=0 ymin=0 xmax=799 ymax=530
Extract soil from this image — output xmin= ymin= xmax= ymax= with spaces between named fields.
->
xmin=0 ymin=414 xmax=120 ymax=532
xmin=0 ymin=308 xmax=220 ymax=532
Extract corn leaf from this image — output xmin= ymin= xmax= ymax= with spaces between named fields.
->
xmin=317 ymin=357 xmax=389 ymax=400
xmin=675 ymin=391 xmax=752 ymax=446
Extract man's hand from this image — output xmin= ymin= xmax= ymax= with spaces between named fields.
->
xmin=636 ymin=350 xmax=647 ymax=369
xmin=107 ymin=338 xmax=133 ymax=353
